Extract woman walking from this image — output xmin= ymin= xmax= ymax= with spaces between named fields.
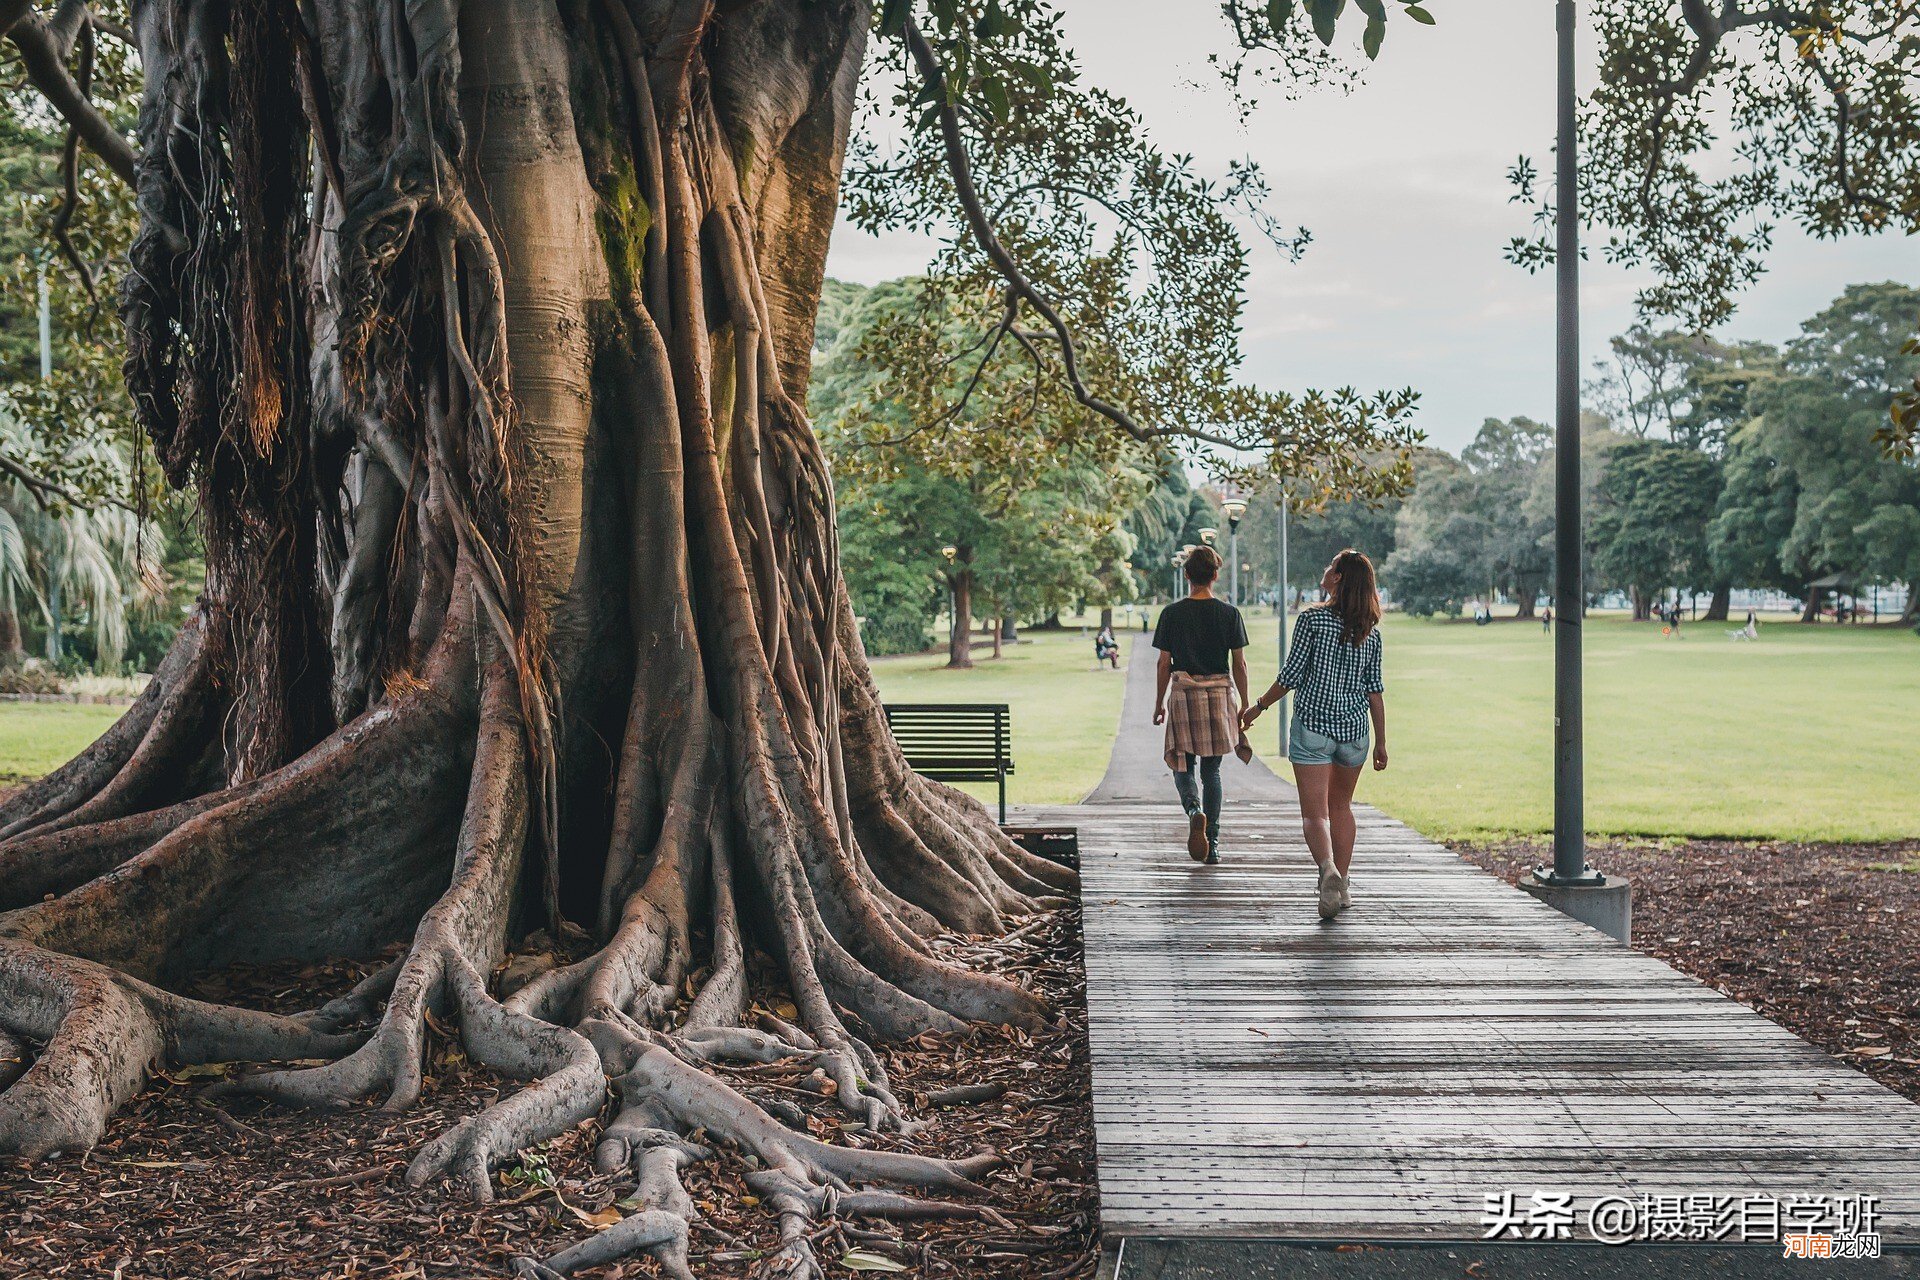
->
xmin=1242 ymin=549 xmax=1388 ymax=919
xmin=1152 ymin=545 xmax=1253 ymax=865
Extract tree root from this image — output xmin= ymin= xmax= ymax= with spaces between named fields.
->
xmin=0 ymin=940 xmax=356 ymax=1158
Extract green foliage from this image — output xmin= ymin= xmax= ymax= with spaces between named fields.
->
xmin=1590 ymin=324 xmax=1782 ymax=455
xmin=1122 ymin=466 xmax=1220 ymax=597
xmin=1589 ymin=437 xmax=1723 ymax=600
xmin=1385 ymin=421 xmax=1563 ymax=617
xmin=813 ymin=278 xmax=1151 ymax=651
xmin=849 ymin=1 xmax=1421 ymax=503
xmin=1710 ymin=283 xmax=1920 ymax=600
xmin=0 ymin=12 xmax=146 ymax=509
xmin=1227 ymin=478 xmax=1408 ymax=607
xmin=1502 ymin=1 xmax=1919 ymax=453
xmin=0 ymin=406 xmax=165 ymax=670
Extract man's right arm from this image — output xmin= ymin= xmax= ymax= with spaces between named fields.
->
xmin=1153 ymin=649 xmax=1173 ymax=725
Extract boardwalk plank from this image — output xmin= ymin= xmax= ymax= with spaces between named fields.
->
xmin=1032 ymin=793 xmax=1920 ymax=1242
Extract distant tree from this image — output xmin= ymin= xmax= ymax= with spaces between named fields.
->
xmin=0 ymin=408 xmax=162 ymax=668
xmin=1589 ymin=439 xmax=1723 ymax=619
xmin=1506 ymin=1 xmax=1920 ymax=453
xmin=1124 ymin=466 xmax=1221 ymax=600
xmin=1588 ymin=326 xmax=1784 ymax=617
xmin=1709 ymin=283 xmax=1920 ymax=621
xmin=814 ymin=278 xmax=1154 ymax=666
xmin=1593 ymin=325 xmax=1781 ymax=456
xmin=1381 ymin=453 xmax=1478 ymax=617
xmin=1232 ymin=478 xmax=1408 ymax=612
xmin=1383 ymin=421 xmax=1556 ymax=618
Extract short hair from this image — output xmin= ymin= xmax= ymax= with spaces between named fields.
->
xmin=1184 ymin=545 xmax=1223 ymax=586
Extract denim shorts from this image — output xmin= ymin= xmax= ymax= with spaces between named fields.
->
xmin=1288 ymin=716 xmax=1369 ymax=768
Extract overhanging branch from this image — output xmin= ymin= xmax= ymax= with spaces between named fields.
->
xmin=8 ymin=7 xmax=137 ymax=187
xmin=900 ymin=17 xmax=1244 ymax=454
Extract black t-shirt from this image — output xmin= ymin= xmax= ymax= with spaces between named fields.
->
xmin=1152 ymin=597 xmax=1249 ymax=675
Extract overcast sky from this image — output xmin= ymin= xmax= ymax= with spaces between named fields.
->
xmin=823 ymin=0 xmax=1916 ymax=456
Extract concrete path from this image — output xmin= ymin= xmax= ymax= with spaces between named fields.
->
xmin=1082 ymin=632 xmax=1293 ymax=806
xmin=1027 ymin=641 xmax=1920 ymax=1272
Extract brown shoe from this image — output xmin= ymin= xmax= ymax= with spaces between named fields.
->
xmin=1187 ymin=812 xmax=1209 ymax=862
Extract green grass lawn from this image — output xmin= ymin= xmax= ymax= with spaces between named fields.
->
xmin=1257 ymin=612 xmax=1920 ymax=843
xmin=4 ymin=613 xmax=1911 ymax=843
xmin=868 ymin=627 xmax=1128 ymax=806
xmin=0 ymin=701 xmax=128 ymax=785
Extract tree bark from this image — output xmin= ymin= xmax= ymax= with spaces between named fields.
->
xmin=0 ymin=2 xmax=1067 ymax=1272
xmin=1703 ymin=583 xmax=1731 ymax=622
xmin=1099 ymin=605 xmax=1113 ymax=630
xmin=0 ymin=608 xmax=21 ymax=665
xmin=947 ymin=570 xmax=974 ymax=669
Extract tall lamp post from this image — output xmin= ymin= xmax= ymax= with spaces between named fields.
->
xmin=1525 ymin=0 xmax=1627 ymax=946
xmin=1535 ymin=0 xmax=1601 ymax=889
xmin=1221 ymin=497 xmax=1248 ymax=606
xmin=1275 ymin=486 xmax=1289 ymax=755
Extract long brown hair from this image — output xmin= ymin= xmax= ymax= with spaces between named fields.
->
xmin=1327 ymin=548 xmax=1381 ymax=646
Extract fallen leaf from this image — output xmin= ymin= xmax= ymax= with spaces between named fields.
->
xmin=841 ymin=1250 xmax=908 ymax=1273
xmin=558 ymin=1197 xmax=624 ymax=1229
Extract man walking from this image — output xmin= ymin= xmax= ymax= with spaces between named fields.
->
xmin=1152 ymin=545 xmax=1252 ymax=865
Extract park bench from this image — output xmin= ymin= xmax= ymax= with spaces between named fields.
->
xmin=883 ymin=702 xmax=1014 ymax=824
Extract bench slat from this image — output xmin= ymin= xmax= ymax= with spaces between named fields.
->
xmin=883 ymin=702 xmax=1014 ymax=822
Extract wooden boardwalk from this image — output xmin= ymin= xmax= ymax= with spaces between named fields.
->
xmin=1025 ymin=640 xmax=1920 ymax=1244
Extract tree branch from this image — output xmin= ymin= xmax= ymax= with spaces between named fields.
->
xmin=900 ymin=17 xmax=1244 ymax=454
xmin=7 ymin=10 xmax=137 ymax=188
xmin=0 ymin=0 xmax=31 ymax=41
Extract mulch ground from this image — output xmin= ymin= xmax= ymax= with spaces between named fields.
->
xmin=1456 ymin=836 xmax=1920 ymax=1104
xmin=0 ymin=907 xmax=1097 ymax=1280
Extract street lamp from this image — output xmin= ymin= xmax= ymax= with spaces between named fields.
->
xmin=1275 ymin=485 xmax=1290 ymax=755
xmin=1198 ymin=527 xmax=1217 ymax=547
xmin=1222 ymin=496 xmax=1248 ymax=606
xmin=1533 ymin=0 xmax=1603 ymax=892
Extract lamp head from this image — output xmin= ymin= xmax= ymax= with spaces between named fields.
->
xmin=1221 ymin=496 xmax=1247 ymax=529
xmin=1198 ymin=527 xmax=1217 ymax=545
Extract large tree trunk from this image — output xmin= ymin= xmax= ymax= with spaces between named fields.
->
xmin=1703 ymin=583 xmax=1731 ymax=622
xmin=0 ymin=607 xmax=21 ymax=665
xmin=947 ymin=570 xmax=974 ymax=669
xmin=0 ymin=3 xmax=1072 ymax=1273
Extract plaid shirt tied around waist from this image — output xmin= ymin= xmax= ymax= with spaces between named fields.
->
xmin=1163 ymin=671 xmax=1254 ymax=772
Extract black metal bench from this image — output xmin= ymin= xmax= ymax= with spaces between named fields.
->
xmin=883 ymin=702 xmax=1014 ymax=823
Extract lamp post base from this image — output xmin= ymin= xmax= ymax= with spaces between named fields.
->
xmin=1522 ymin=870 xmax=1631 ymax=944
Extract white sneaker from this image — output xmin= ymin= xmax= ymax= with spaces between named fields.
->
xmin=1338 ymin=874 xmax=1352 ymax=910
xmin=1318 ymin=870 xmax=1343 ymax=920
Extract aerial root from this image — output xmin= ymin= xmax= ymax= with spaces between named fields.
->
xmin=515 ymin=1139 xmax=705 ymax=1280
xmin=505 ymin=1017 xmax=1000 ymax=1280
xmin=405 ymin=957 xmax=603 ymax=1199
xmin=511 ymin=1210 xmax=693 ymax=1280
xmin=0 ymin=940 xmax=356 ymax=1159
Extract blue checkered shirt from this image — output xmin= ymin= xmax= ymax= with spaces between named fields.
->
xmin=1278 ymin=606 xmax=1383 ymax=741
